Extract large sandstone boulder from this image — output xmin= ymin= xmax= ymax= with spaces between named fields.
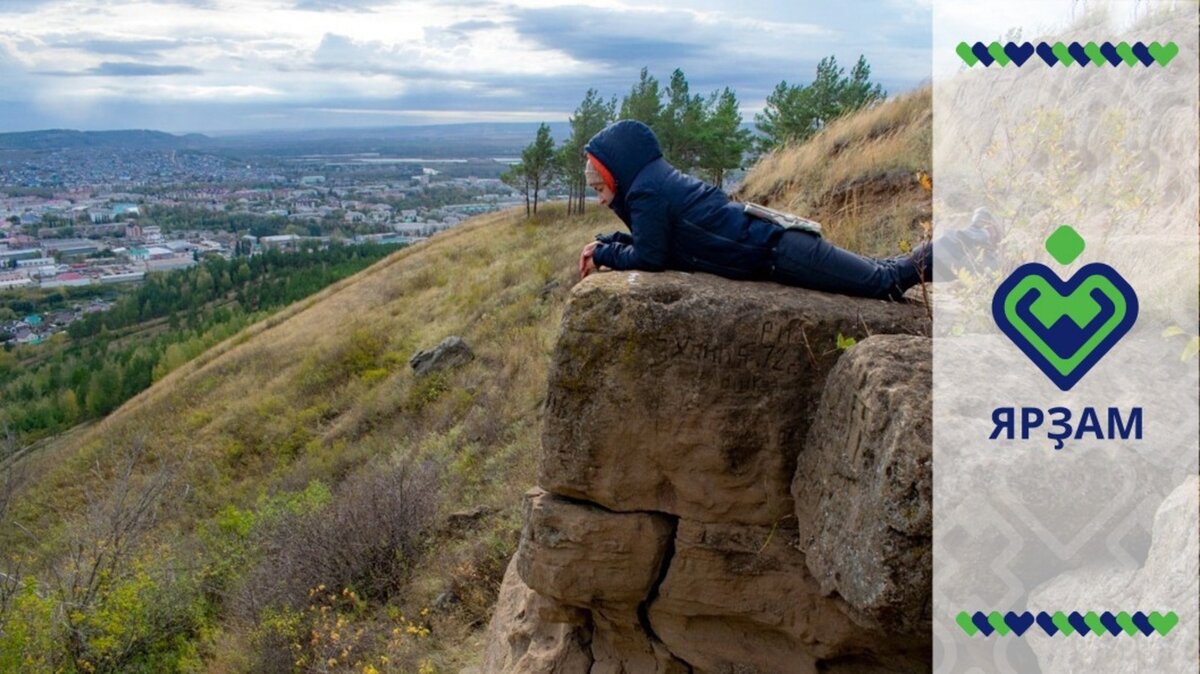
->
xmin=541 ymin=271 xmax=928 ymax=525
xmin=792 ymin=335 xmax=932 ymax=635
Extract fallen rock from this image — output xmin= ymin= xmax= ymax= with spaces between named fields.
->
xmin=516 ymin=488 xmax=674 ymax=609
xmin=481 ymin=557 xmax=593 ymax=674
xmin=410 ymin=335 xmax=474 ymax=376
xmin=792 ymin=334 xmax=932 ymax=635
xmin=541 ymin=271 xmax=928 ymax=525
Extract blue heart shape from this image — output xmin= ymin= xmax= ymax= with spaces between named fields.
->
xmin=1005 ymin=41 xmax=1035 ymax=66
xmin=1036 ymin=42 xmax=1059 ymax=66
xmin=1036 ymin=612 xmax=1059 ymax=635
xmin=1068 ymin=611 xmax=1091 ymax=635
xmin=1100 ymin=42 xmax=1122 ymax=66
xmin=993 ymin=263 xmax=1139 ymax=391
xmin=972 ymin=42 xmax=995 ymax=66
xmin=1132 ymin=42 xmax=1154 ymax=66
xmin=1005 ymin=611 xmax=1034 ymax=635
xmin=1099 ymin=611 xmax=1122 ymax=636
xmin=1068 ymin=42 xmax=1089 ymax=66
xmin=1132 ymin=611 xmax=1154 ymax=636
xmin=972 ymin=611 xmax=995 ymax=635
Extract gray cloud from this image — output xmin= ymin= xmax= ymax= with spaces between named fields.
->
xmin=292 ymin=0 xmax=383 ymax=11
xmin=446 ymin=19 xmax=501 ymax=32
xmin=46 ymin=36 xmax=189 ymax=56
xmin=88 ymin=62 xmax=202 ymax=76
xmin=509 ymin=5 xmax=706 ymax=66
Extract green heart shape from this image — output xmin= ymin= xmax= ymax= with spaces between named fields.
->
xmin=1002 ymin=274 xmax=1131 ymax=377
xmin=1084 ymin=42 xmax=1105 ymax=66
xmin=1116 ymin=611 xmax=1137 ymax=636
xmin=1052 ymin=611 xmax=1075 ymax=636
xmin=956 ymin=611 xmax=979 ymax=635
xmin=956 ymin=41 xmax=979 ymax=66
xmin=1052 ymin=42 xmax=1074 ymax=66
xmin=1116 ymin=42 xmax=1137 ymax=67
xmin=1148 ymin=41 xmax=1179 ymax=66
xmin=1149 ymin=611 xmax=1179 ymax=635
xmin=988 ymin=42 xmax=1011 ymax=66
xmin=988 ymin=611 xmax=1011 ymax=636
xmin=1084 ymin=611 xmax=1105 ymax=635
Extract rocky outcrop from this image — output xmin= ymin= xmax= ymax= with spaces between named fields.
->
xmin=540 ymin=272 xmax=928 ymax=526
xmin=792 ymin=335 xmax=931 ymax=635
xmin=482 ymin=271 xmax=933 ymax=673
xmin=410 ymin=335 xmax=474 ymax=375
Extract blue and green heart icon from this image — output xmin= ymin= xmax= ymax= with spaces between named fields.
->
xmin=992 ymin=226 xmax=1138 ymax=391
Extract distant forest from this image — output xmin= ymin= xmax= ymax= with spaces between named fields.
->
xmin=0 ymin=244 xmax=402 ymax=452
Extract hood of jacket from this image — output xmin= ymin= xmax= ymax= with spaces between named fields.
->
xmin=585 ymin=120 xmax=663 ymax=215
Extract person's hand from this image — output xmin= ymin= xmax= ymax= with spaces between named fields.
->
xmin=579 ymin=241 xmax=599 ymax=279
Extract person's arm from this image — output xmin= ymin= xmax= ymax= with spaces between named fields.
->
xmin=595 ymin=231 xmax=634 ymax=245
xmin=591 ymin=189 xmax=669 ymax=271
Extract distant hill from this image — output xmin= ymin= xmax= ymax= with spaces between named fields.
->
xmin=0 ymin=122 xmax=573 ymax=158
xmin=0 ymin=128 xmax=212 ymax=151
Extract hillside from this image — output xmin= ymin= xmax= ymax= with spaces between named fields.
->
xmin=734 ymin=87 xmax=931 ymax=257
xmin=0 ymin=129 xmax=211 ymax=151
xmin=0 ymin=91 xmax=934 ymax=673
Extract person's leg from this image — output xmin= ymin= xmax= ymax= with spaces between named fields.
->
xmin=769 ymin=230 xmax=924 ymax=300
xmin=768 ymin=209 xmax=1003 ymax=299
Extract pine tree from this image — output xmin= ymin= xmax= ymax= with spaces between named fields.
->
xmin=755 ymin=54 xmax=887 ymax=153
xmin=660 ymin=69 xmax=707 ymax=173
xmin=521 ymin=124 xmax=557 ymax=215
xmin=697 ymin=88 xmax=752 ymax=188
xmin=560 ymin=89 xmax=616 ymax=215
xmin=619 ymin=68 xmax=663 ymax=128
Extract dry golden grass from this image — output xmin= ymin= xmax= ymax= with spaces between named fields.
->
xmin=735 ymin=87 xmax=933 ymax=256
xmin=2 ymin=202 xmax=616 ymax=672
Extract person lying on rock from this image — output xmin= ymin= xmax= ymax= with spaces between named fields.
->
xmin=578 ymin=119 xmax=1000 ymax=300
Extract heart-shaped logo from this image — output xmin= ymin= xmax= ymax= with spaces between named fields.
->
xmin=1036 ymin=612 xmax=1059 ymax=635
xmin=993 ymin=227 xmax=1138 ymax=391
xmin=956 ymin=41 xmax=980 ymax=66
xmin=1084 ymin=41 xmax=1105 ymax=66
xmin=956 ymin=611 xmax=979 ymax=635
xmin=1005 ymin=41 xmax=1034 ymax=66
xmin=1149 ymin=611 xmax=1179 ymax=635
xmin=1115 ymin=42 xmax=1137 ymax=67
xmin=1083 ymin=611 xmax=1106 ymax=635
xmin=1148 ymin=41 xmax=1179 ymax=66
xmin=1005 ymin=611 xmax=1035 ymax=636
xmin=1068 ymin=42 xmax=1089 ymax=66
xmin=1036 ymin=42 xmax=1059 ymax=66
xmin=1132 ymin=42 xmax=1154 ymax=67
xmin=988 ymin=41 xmax=1011 ymax=66
xmin=1099 ymin=42 xmax=1122 ymax=67
xmin=1053 ymin=42 xmax=1075 ymax=66
xmin=972 ymin=41 xmax=995 ymax=66
xmin=1052 ymin=610 xmax=1075 ymax=635
xmin=1068 ymin=611 xmax=1091 ymax=635
xmin=1132 ymin=611 xmax=1155 ymax=636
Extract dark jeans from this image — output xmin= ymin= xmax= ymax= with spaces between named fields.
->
xmin=767 ymin=228 xmax=989 ymax=300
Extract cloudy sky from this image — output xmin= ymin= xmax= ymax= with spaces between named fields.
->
xmin=0 ymin=0 xmax=931 ymax=134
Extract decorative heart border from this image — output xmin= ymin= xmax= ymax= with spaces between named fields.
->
xmin=992 ymin=262 xmax=1138 ymax=391
xmin=956 ymin=611 xmax=1179 ymax=637
xmin=956 ymin=41 xmax=1179 ymax=67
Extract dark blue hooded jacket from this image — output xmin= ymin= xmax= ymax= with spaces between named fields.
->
xmin=585 ymin=120 xmax=783 ymax=279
